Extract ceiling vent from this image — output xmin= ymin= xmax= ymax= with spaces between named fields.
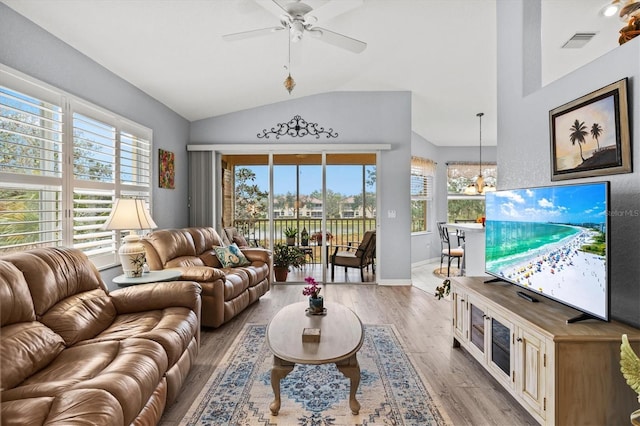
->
xmin=562 ymin=32 xmax=597 ymax=49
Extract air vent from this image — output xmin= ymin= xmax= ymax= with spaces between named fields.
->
xmin=562 ymin=32 xmax=597 ymax=49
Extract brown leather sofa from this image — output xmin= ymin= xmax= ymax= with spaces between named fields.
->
xmin=141 ymin=227 xmax=271 ymax=328
xmin=0 ymin=247 xmax=201 ymax=425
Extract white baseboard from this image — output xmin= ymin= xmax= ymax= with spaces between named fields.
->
xmin=377 ymin=278 xmax=412 ymax=286
xmin=411 ymin=258 xmax=440 ymax=268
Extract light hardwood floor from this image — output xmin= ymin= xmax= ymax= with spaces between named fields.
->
xmin=160 ymin=269 xmax=537 ymax=425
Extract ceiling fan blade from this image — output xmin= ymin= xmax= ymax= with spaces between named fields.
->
xmin=311 ymin=27 xmax=367 ymax=53
xmin=306 ymin=0 xmax=363 ymax=24
xmin=222 ymin=26 xmax=285 ymax=41
xmin=259 ymin=0 xmax=289 ymax=18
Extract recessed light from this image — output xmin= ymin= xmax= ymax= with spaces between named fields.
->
xmin=602 ymin=5 xmax=619 ymax=17
xmin=600 ymin=1 xmax=620 ymax=18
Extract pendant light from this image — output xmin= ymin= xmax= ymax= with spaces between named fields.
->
xmin=464 ymin=112 xmax=495 ymax=195
xmin=284 ymin=33 xmax=295 ymax=94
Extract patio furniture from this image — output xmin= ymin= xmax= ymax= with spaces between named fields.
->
xmin=330 ymin=230 xmax=376 ymax=281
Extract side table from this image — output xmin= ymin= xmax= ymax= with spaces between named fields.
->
xmin=113 ymin=269 xmax=182 ymax=287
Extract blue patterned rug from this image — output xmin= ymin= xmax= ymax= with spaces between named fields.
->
xmin=181 ymin=324 xmax=450 ymax=425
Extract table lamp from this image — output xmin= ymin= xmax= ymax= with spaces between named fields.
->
xmin=102 ymin=198 xmax=157 ymax=277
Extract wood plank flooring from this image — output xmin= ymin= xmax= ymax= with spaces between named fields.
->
xmin=160 ymin=279 xmax=538 ymax=425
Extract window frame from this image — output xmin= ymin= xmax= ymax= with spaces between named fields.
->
xmin=0 ymin=65 xmax=153 ymax=269
xmin=446 ymin=161 xmax=497 ymax=223
xmin=411 ymin=156 xmax=435 ymax=234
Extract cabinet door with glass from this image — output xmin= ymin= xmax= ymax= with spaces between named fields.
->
xmin=465 ymin=294 xmax=488 ymax=363
xmin=486 ymin=309 xmax=515 ymax=390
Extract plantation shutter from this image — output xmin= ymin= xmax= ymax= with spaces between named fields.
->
xmin=0 ymin=85 xmax=64 ymax=252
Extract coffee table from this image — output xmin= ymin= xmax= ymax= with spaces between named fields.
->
xmin=266 ymin=301 xmax=364 ymax=416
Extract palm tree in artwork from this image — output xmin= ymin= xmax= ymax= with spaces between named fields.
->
xmin=590 ymin=123 xmax=603 ymax=151
xmin=569 ymin=119 xmax=588 ymax=162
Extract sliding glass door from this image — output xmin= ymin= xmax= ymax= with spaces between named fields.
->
xmin=220 ymin=152 xmax=376 ymax=283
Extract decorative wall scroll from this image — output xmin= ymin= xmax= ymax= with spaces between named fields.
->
xmin=257 ymin=115 xmax=338 ymax=139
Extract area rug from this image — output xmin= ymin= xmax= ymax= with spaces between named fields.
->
xmin=181 ymin=324 xmax=450 ymax=426
xmin=433 ymin=266 xmax=461 ymax=279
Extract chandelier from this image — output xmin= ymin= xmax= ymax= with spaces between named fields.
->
xmin=464 ymin=112 xmax=495 ymax=195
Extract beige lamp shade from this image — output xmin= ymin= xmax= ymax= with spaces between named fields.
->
xmin=102 ymin=199 xmax=157 ymax=278
xmin=102 ymin=198 xmax=157 ymax=231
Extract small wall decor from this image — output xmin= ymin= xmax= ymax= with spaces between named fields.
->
xmin=159 ymin=149 xmax=175 ymax=189
xmin=549 ymin=78 xmax=631 ymax=181
xmin=257 ymin=115 xmax=338 ymax=139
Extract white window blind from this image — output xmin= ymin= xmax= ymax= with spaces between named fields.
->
xmin=411 ymin=156 xmax=436 ymax=233
xmin=447 ymin=161 xmax=497 ymax=195
xmin=0 ymin=67 xmax=152 ymax=269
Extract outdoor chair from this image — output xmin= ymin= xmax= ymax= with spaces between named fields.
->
xmin=223 ymin=226 xmax=261 ymax=248
xmin=330 ymin=230 xmax=376 ymax=281
xmin=437 ymin=222 xmax=464 ymax=277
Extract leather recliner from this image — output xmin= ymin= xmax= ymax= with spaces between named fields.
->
xmin=0 ymin=247 xmax=201 ymax=425
xmin=141 ymin=227 xmax=271 ymax=328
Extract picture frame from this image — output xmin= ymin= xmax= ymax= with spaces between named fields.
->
xmin=549 ymin=78 xmax=631 ymax=181
xmin=159 ymin=149 xmax=175 ymax=189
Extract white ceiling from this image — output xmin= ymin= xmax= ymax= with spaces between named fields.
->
xmin=2 ymin=0 xmax=624 ymax=146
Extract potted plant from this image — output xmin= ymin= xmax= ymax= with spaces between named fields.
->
xmin=302 ymin=276 xmax=324 ymax=314
xmin=310 ymin=231 xmax=333 ymax=246
xmin=273 ymin=243 xmax=306 ymax=281
xmin=284 ymin=227 xmax=298 ymax=246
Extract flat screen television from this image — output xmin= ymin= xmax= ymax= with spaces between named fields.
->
xmin=484 ymin=182 xmax=609 ymax=322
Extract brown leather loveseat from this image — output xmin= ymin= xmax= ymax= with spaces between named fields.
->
xmin=0 ymin=247 xmax=201 ymax=425
xmin=141 ymin=227 xmax=271 ymax=328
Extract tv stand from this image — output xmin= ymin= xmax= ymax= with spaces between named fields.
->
xmin=484 ymin=277 xmax=508 ymax=284
xmin=566 ymin=312 xmax=602 ymax=324
xmin=450 ymin=276 xmax=640 ymax=426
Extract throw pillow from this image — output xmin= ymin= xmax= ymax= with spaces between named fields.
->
xmin=233 ymin=234 xmax=249 ymax=248
xmin=213 ymin=243 xmax=251 ymax=268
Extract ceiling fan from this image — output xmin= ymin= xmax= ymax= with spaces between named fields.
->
xmin=223 ymin=0 xmax=367 ymax=54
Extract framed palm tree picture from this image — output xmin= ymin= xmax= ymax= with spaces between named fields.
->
xmin=549 ymin=78 xmax=631 ymax=181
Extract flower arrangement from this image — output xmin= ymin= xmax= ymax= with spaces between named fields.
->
xmin=310 ymin=231 xmax=333 ymax=243
xmin=302 ymin=276 xmax=321 ymax=299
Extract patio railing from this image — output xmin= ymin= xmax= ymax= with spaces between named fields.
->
xmin=233 ymin=218 xmax=376 ymax=262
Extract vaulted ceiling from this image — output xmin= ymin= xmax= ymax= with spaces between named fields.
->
xmin=2 ymin=0 xmax=624 ymax=146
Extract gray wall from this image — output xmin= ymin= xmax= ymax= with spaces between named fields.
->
xmin=497 ymin=0 xmax=640 ymax=327
xmin=0 ymin=4 xmax=190 ymax=286
xmin=190 ymin=91 xmax=412 ymax=285
xmin=411 ymin=132 xmax=497 ymax=264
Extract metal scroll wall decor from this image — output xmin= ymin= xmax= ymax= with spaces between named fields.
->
xmin=257 ymin=115 xmax=338 ymax=139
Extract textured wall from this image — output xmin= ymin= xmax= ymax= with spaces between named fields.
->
xmin=497 ymin=0 xmax=640 ymax=327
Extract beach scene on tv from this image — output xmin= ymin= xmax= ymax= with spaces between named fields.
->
xmin=485 ymin=184 xmax=607 ymax=318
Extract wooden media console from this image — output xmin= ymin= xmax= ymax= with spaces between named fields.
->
xmin=450 ymin=276 xmax=640 ymax=425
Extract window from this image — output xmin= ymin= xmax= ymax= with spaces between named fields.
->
xmin=447 ymin=162 xmax=497 ymax=222
xmin=411 ymin=156 xmax=435 ymax=233
xmin=0 ymin=67 xmax=152 ymax=269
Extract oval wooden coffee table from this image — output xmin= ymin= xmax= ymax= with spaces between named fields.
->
xmin=266 ymin=301 xmax=364 ymax=416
